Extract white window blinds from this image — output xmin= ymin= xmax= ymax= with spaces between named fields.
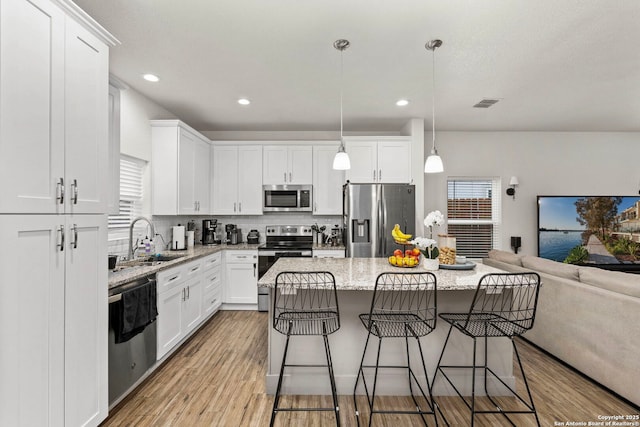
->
xmin=446 ymin=178 xmax=501 ymax=258
xmin=108 ymin=155 xmax=146 ymax=240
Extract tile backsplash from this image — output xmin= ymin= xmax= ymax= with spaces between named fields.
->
xmin=109 ymin=213 xmax=341 ymax=258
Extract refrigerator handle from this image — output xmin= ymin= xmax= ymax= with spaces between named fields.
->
xmin=378 ymin=190 xmax=385 ymax=255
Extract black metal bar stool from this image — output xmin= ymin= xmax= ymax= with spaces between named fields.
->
xmin=433 ymin=272 xmax=542 ymax=426
xmin=270 ymin=271 xmax=341 ymax=426
xmin=353 ymin=271 xmax=441 ymax=427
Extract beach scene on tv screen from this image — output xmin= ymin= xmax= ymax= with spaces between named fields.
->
xmin=538 ymin=196 xmax=640 ymax=264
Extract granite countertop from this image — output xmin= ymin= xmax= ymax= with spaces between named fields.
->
xmin=312 ymin=244 xmax=345 ymax=251
xmin=108 ymin=243 xmax=259 ymax=290
xmin=257 ymin=258 xmax=505 ymax=291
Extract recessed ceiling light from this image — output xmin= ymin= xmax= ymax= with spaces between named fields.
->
xmin=142 ymin=74 xmax=159 ymax=82
xmin=396 ymin=99 xmax=409 ymax=106
xmin=238 ymin=98 xmax=251 ymax=105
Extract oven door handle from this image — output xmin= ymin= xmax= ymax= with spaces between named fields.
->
xmin=260 ymin=250 xmax=313 ymax=257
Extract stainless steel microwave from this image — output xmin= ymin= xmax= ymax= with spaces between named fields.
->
xmin=263 ymin=185 xmax=312 ymax=212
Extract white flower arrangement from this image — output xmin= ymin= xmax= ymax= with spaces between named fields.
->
xmin=410 ymin=236 xmax=439 ymax=259
xmin=409 ymin=210 xmax=445 ymax=260
xmin=424 ymin=210 xmax=444 ymax=229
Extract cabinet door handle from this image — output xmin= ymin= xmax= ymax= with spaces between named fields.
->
xmin=233 ymin=202 xmax=236 ymax=213
xmin=379 ymin=169 xmax=382 ymax=181
xmin=373 ymin=170 xmax=376 ymax=181
xmin=314 ymin=202 xmax=317 ymax=212
xmin=289 ymin=172 xmax=292 ymax=182
xmin=71 ymin=179 xmax=78 ymax=205
xmin=253 ymin=263 xmax=256 ymax=277
xmin=239 ymin=202 xmax=242 ymax=213
xmin=182 ymin=288 xmax=186 ymax=301
xmin=283 ymin=172 xmax=286 ymax=182
xmin=71 ymin=223 xmax=78 ymax=249
xmin=168 ymin=275 xmax=179 ymax=283
xmin=187 ymin=285 xmax=190 ymax=299
xmin=57 ymin=225 xmax=65 ymax=252
xmin=56 ymin=178 xmax=65 ymax=204
xmin=190 ymin=265 xmax=200 ymax=273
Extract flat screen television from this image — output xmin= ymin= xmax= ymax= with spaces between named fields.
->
xmin=537 ymin=196 xmax=640 ymax=272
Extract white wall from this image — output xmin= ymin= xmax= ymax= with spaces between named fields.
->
xmin=120 ymin=87 xmax=177 ymax=217
xmin=424 ymin=131 xmax=640 ymax=256
xmin=120 ymin=88 xmax=177 ymax=160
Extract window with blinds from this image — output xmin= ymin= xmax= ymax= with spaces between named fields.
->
xmin=108 ymin=155 xmax=146 ymax=240
xmin=446 ymin=178 xmax=501 ymax=258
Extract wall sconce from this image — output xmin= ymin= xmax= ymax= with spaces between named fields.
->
xmin=511 ymin=236 xmax=522 ymax=254
xmin=506 ymin=176 xmax=519 ymax=199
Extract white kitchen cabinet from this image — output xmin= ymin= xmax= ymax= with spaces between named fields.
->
xmin=108 ymin=84 xmax=121 ymax=215
xmin=345 ymin=138 xmax=411 ymax=183
xmin=263 ymin=145 xmax=313 ymax=185
xmin=0 ymin=214 xmax=108 ymax=427
xmin=151 ymin=120 xmax=211 ymax=215
xmin=156 ymin=257 xmax=206 ymax=359
xmin=313 ymin=145 xmax=345 ymax=215
xmin=0 ymin=0 xmax=112 ymax=215
xmin=224 ymin=251 xmax=258 ymax=306
xmin=202 ymin=253 xmax=222 ymax=315
xmin=211 ymin=145 xmax=263 ymax=215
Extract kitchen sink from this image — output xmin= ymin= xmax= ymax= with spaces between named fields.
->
xmin=112 ymin=253 xmax=185 ymax=271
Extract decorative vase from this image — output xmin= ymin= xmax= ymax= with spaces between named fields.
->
xmin=422 ymin=258 xmax=439 ymax=271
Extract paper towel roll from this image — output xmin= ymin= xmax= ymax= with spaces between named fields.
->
xmin=172 ymin=226 xmax=185 ymax=250
xmin=186 ymin=230 xmax=195 ymax=248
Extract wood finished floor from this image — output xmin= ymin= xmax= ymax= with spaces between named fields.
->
xmin=101 ymin=311 xmax=638 ymax=426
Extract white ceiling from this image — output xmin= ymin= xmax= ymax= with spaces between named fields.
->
xmin=75 ymin=0 xmax=640 ymax=133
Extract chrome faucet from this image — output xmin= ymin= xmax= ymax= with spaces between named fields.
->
xmin=128 ymin=216 xmax=156 ymax=260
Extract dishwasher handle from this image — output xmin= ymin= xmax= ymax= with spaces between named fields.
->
xmin=109 ymin=276 xmax=156 ymax=304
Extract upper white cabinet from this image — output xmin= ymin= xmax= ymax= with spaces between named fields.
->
xmin=313 ymin=145 xmax=345 ymax=215
xmin=345 ymin=138 xmax=412 ymax=183
xmin=108 ymin=84 xmax=121 ymax=215
xmin=0 ymin=0 xmax=111 ymax=214
xmin=263 ymin=145 xmax=312 ymax=185
xmin=212 ymin=145 xmax=263 ymax=215
xmin=151 ymin=120 xmax=211 ymax=215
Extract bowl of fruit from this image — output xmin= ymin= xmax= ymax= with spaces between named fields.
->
xmin=388 ymin=248 xmax=421 ymax=268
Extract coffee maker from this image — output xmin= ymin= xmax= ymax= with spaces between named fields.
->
xmin=202 ymin=219 xmax=220 ymax=245
xmin=225 ymin=224 xmax=241 ymax=245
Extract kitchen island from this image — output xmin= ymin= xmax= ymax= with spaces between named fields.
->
xmin=258 ymin=257 xmax=515 ymax=396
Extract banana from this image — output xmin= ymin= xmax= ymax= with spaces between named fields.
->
xmin=393 ymin=224 xmax=412 ymax=240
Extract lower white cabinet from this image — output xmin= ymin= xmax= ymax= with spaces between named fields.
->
xmin=156 ymin=253 xmax=223 ymax=360
xmin=202 ymin=253 xmax=222 ymax=316
xmin=224 ymin=251 xmax=258 ymax=305
xmin=156 ymin=258 xmax=204 ymax=360
xmin=0 ymin=214 xmax=108 ymax=427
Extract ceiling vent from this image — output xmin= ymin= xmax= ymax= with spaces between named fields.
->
xmin=473 ymin=98 xmax=500 ymax=108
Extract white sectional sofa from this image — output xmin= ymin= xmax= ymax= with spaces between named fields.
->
xmin=484 ymin=250 xmax=640 ymax=406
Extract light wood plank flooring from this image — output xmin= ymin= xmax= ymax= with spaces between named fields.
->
xmin=101 ymin=311 xmax=638 ymax=426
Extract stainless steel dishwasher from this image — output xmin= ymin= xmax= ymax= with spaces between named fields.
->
xmin=108 ymin=274 xmax=157 ymax=406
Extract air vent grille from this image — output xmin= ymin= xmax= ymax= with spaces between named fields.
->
xmin=473 ymin=98 xmax=500 ymax=108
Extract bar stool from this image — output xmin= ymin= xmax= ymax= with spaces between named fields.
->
xmin=433 ymin=272 xmax=542 ymax=426
xmin=270 ymin=271 xmax=341 ymax=426
xmin=353 ymin=272 xmax=441 ymax=427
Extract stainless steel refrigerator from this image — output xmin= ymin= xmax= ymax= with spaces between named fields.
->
xmin=343 ymin=183 xmax=416 ymax=258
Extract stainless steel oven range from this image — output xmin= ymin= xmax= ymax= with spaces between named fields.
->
xmin=257 ymin=225 xmax=313 ymax=311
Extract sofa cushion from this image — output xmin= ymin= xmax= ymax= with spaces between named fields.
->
xmin=487 ymin=249 xmax=523 ymax=266
xmin=521 ymin=255 xmax=580 ymax=281
xmin=578 ymin=267 xmax=640 ymax=299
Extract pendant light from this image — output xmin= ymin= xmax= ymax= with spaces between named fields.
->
xmin=424 ymin=39 xmax=444 ymax=174
xmin=333 ymin=39 xmax=351 ymax=170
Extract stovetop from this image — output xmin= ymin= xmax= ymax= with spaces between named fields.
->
xmin=260 ymin=225 xmax=313 ymax=250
